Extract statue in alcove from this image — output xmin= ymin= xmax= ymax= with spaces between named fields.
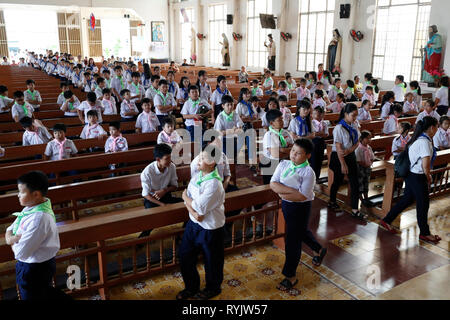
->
xmin=220 ymin=33 xmax=230 ymax=66
xmin=421 ymin=25 xmax=443 ymax=85
xmin=327 ymin=29 xmax=342 ymax=76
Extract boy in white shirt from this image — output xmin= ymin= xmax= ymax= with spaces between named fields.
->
xmin=12 ymin=91 xmax=34 ymax=122
xmin=94 ymin=77 xmax=107 ymax=100
xmin=20 ymin=117 xmax=52 ymax=146
xmin=111 ymin=66 xmax=126 ymax=102
xmin=44 ymin=124 xmax=78 ymax=160
xmin=157 ymin=116 xmax=182 ymax=146
xmin=80 ymin=110 xmax=107 ymax=139
xmin=71 ymin=65 xmax=83 ymax=88
xmin=60 ymin=90 xmax=81 ymax=117
xmin=120 ymin=89 xmax=139 ymax=121
xmin=153 ymin=79 xmax=177 ymax=127
xmin=101 ymin=88 xmax=117 ymax=115
xmin=57 ymin=82 xmax=70 ymax=106
xmin=24 ymin=79 xmax=42 ymax=112
xmin=82 ymin=72 xmax=94 ymax=93
xmin=77 ymin=92 xmax=105 ymax=124
xmin=105 ymin=121 xmax=128 ymax=153
xmin=5 ymin=171 xmax=60 ymax=300
xmin=177 ymin=148 xmax=226 ymax=300
xmin=262 ymin=69 xmax=274 ymax=94
xmin=181 ymin=85 xmax=213 ymax=142
xmin=0 ymin=85 xmax=14 ymax=114
xmin=127 ymin=72 xmax=144 ymax=105
xmin=136 ymin=98 xmax=160 ymax=133
xmin=102 ymin=69 xmax=112 ymax=89
xmin=145 ymin=75 xmax=161 ymax=102
xmin=392 ymin=75 xmax=406 ymax=103
xmin=250 ymin=79 xmax=263 ymax=97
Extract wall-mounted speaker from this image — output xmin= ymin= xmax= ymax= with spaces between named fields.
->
xmin=340 ymin=4 xmax=351 ymax=19
xmin=227 ymin=14 xmax=233 ymax=25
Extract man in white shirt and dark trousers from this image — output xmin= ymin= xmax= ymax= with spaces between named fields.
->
xmin=177 ymin=147 xmax=226 ymax=300
xmin=139 ymin=144 xmax=181 ymax=238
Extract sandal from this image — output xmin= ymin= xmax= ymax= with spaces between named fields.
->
xmin=312 ymin=248 xmax=327 ymax=267
xmin=351 ymin=211 xmax=367 ymax=220
xmin=327 ymin=202 xmax=341 ymax=211
xmin=176 ymin=289 xmax=198 ymax=300
xmin=277 ymin=278 xmax=298 ymax=291
xmin=419 ymin=235 xmax=441 ymax=244
xmin=380 ymin=220 xmax=398 ymax=234
xmin=193 ymin=288 xmax=221 ymax=300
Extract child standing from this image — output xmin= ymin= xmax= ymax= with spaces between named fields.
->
xmin=288 ymin=100 xmax=314 ymax=141
xmin=24 ymin=80 xmax=42 ymax=112
xmin=166 ymin=71 xmax=179 ymax=98
xmin=154 ymin=79 xmax=177 ymax=127
xmin=197 ymin=70 xmax=211 ymax=102
xmin=120 ymin=89 xmax=139 ymax=122
xmin=77 ymin=92 xmax=105 ymax=124
xmin=403 ymin=92 xmax=419 ymax=116
xmin=111 ymin=66 xmax=126 ymax=102
xmin=380 ymin=91 xmax=395 ymax=120
xmin=20 ymin=117 xmax=52 ymax=146
xmin=181 ymin=85 xmax=213 ymax=142
xmin=12 ymin=91 xmax=34 ymax=122
xmin=135 ymin=98 xmax=159 ymax=133
xmin=80 ymin=110 xmax=107 ymax=139
xmin=176 ymin=76 xmax=191 ymax=105
xmin=211 ymin=75 xmax=232 ymax=121
xmin=157 ymin=117 xmax=182 ymax=146
xmin=127 ymin=72 xmax=144 ymax=105
xmin=433 ymin=116 xmax=450 ymax=150
xmin=355 ymin=131 xmax=375 ymax=202
xmin=250 ymin=79 xmax=263 ymax=97
xmin=383 ymin=104 xmax=403 ymax=135
xmin=392 ymin=75 xmax=407 ymax=103
xmin=392 ymin=122 xmax=412 ymax=159
xmin=279 ymin=95 xmax=292 ymax=129
xmin=5 ymin=171 xmax=60 ymax=300
xmin=44 ymin=124 xmax=78 ymax=160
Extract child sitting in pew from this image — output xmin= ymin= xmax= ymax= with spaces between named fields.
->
xmin=82 ymin=72 xmax=94 ymax=93
xmin=44 ymin=123 xmax=77 ymax=160
xmin=20 ymin=117 xmax=52 ymax=146
xmin=24 ymin=79 xmax=42 ymax=112
xmin=136 ymin=98 xmax=160 ymax=133
xmin=403 ymin=92 xmax=419 ymax=116
xmin=105 ymin=121 xmax=128 ymax=153
xmin=416 ymin=99 xmax=441 ymax=123
xmin=111 ymin=65 xmax=126 ymax=103
xmin=313 ymin=89 xmax=327 ymax=109
xmin=127 ymin=72 xmax=144 ymax=106
xmin=279 ymin=95 xmax=292 ymax=129
xmin=12 ymin=91 xmax=34 ymax=122
xmin=157 ymin=116 xmax=182 ymax=146
xmin=250 ymin=79 xmax=263 ymax=97
xmin=361 ymin=85 xmax=376 ymax=106
xmin=261 ymin=97 xmax=280 ymax=128
xmin=94 ymin=77 xmax=107 ymax=100
xmin=433 ymin=116 xmax=449 ymax=150
xmin=177 ymin=76 xmax=191 ymax=106
xmin=315 ymin=81 xmax=330 ymax=105
xmin=139 ymin=143 xmax=181 ymax=238
xmin=296 ymin=78 xmax=311 ymax=101
xmin=409 ymin=81 xmax=423 ymax=109
xmin=120 ymin=89 xmax=139 ymax=122
xmin=380 ymin=91 xmax=395 ymax=120
xmin=328 ymin=78 xmax=343 ymax=103
xmin=327 ymin=93 xmax=345 ymax=113
xmin=355 ymin=130 xmax=375 ymax=202
xmin=392 ymin=122 xmax=412 ymax=159
xmin=60 ymin=90 xmax=81 ymax=117
xmin=310 ymin=106 xmax=329 ymax=180
xmin=0 ymin=85 xmax=14 ymax=114
xmin=71 ymin=65 xmax=83 ymax=88
xmin=262 ymin=69 xmax=274 ymax=95
xmin=57 ymin=82 xmax=70 ymax=106
xmin=101 ymin=88 xmax=117 ymax=115
xmin=383 ymin=104 xmax=403 ymax=135
xmin=80 ymin=110 xmax=107 ymax=140
xmin=357 ymin=100 xmax=373 ymax=123
xmin=77 ymin=92 xmax=105 ymax=124
xmin=277 ymin=81 xmax=290 ymax=99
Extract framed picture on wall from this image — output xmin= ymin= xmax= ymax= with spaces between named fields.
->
xmin=151 ymin=21 xmax=164 ymax=42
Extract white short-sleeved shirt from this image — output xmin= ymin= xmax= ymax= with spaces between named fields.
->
xmin=176 ymin=87 xmax=190 ymax=101
xmin=83 ymin=80 xmax=94 ymax=93
xmin=288 ymin=116 xmax=311 ymax=137
xmin=361 ymin=93 xmax=375 ymax=106
xmin=383 ymin=116 xmax=398 ymax=134
xmin=236 ymin=102 xmax=258 ymax=120
xmin=263 ymin=78 xmax=274 ymax=91
xmin=296 ymin=87 xmax=311 ymax=101
xmin=105 ymin=135 xmax=128 ymax=153
xmin=199 ymin=82 xmax=212 ymax=101
xmin=120 ymin=100 xmax=139 ymax=119
xmin=102 ymin=98 xmax=117 ymax=115
xmin=145 ymin=86 xmax=159 ymax=101
xmin=60 ymin=97 xmax=81 ymax=117
xmin=280 ymin=107 xmax=292 ymax=129
xmin=78 ymin=101 xmax=104 ymax=123
xmin=157 ymin=130 xmax=182 ymax=145
xmin=327 ymin=101 xmax=345 ymax=114
xmin=213 ymin=111 xmax=244 ymax=136
xmin=344 ymin=88 xmax=354 ymax=100
xmin=322 ymin=78 xmax=331 ymax=92
xmin=0 ymin=96 xmax=14 ymax=113
xmin=392 ymin=84 xmax=405 ymax=102
xmin=57 ymin=92 xmax=66 ymax=106
xmin=263 ymin=129 xmax=294 ymax=160
xmin=380 ymin=102 xmax=391 ymax=120
xmin=251 ymin=87 xmax=263 ymax=97
xmin=435 ymin=86 xmax=449 ymax=106
xmin=332 ymin=122 xmax=360 ymax=152
xmin=433 ymin=128 xmax=450 ymax=150
xmin=23 ymin=127 xmax=52 ymax=146
xmin=357 ymin=107 xmax=372 ymax=121
xmin=186 ymin=172 xmax=225 ymax=230
xmin=190 ymin=152 xmax=230 ymax=180
xmin=409 ymin=135 xmax=434 ymax=174
xmin=167 ymin=81 xmax=179 ymax=98
xmin=135 ymin=111 xmax=160 ymax=132
xmin=23 ymin=90 xmax=42 ymax=110
xmin=211 ymin=88 xmax=232 ymax=105
xmin=12 ymin=102 xmax=34 ymax=121
xmin=153 ymin=92 xmax=176 ymax=116
xmin=111 ymin=76 xmax=127 ymax=97
xmin=44 ymin=139 xmax=78 ymax=160
xmin=71 ymin=72 xmax=83 ymax=87
xmin=271 ymin=160 xmax=316 ymax=202
xmin=181 ymin=99 xmax=211 ymax=127
xmin=141 ymin=75 xmax=151 ymax=90
xmin=312 ymin=119 xmax=329 ymax=136
xmin=328 ymin=87 xmax=342 ymax=102
xmin=403 ymin=101 xmax=418 ymax=114
xmin=140 ymin=161 xmax=178 ymax=197
xmin=127 ymin=83 xmax=144 ymax=103
xmin=80 ymin=123 xmax=107 ymax=139
xmin=355 ymin=144 xmax=375 ymax=167
xmin=392 ymin=135 xmax=410 ymax=156
xmin=261 ymin=112 xmax=270 ymax=128
xmin=313 ymin=98 xmax=326 ymax=109
xmin=278 ymin=90 xmax=290 ymax=99
xmin=416 ymin=110 xmax=441 ymax=123
xmin=412 ymin=91 xmax=422 ymax=108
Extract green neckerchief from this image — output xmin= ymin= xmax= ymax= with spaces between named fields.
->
xmin=132 ymin=82 xmax=140 ymax=95
xmin=105 ymin=78 xmax=111 ymax=88
xmin=349 ymin=87 xmax=354 ymax=95
xmin=252 ymin=87 xmax=257 ymax=96
xmin=282 ymin=160 xmax=309 ymax=178
xmin=0 ymin=95 xmax=6 ymax=100
xmin=398 ymin=83 xmax=406 ymax=93
xmin=68 ymin=101 xmax=74 ymax=110
xmin=157 ymin=90 xmax=168 ymax=105
xmin=27 ymin=89 xmax=36 ymax=100
xmin=269 ymin=126 xmax=287 ymax=148
xmin=196 ymin=168 xmax=223 ymax=186
xmin=19 ymin=103 xmax=29 ymax=117
xmin=221 ymin=110 xmax=234 ymax=122
xmin=118 ymin=76 xmax=124 ymax=89
xmin=264 ymin=77 xmax=272 ymax=86
xmin=333 ymin=85 xmax=342 ymax=93
xmin=11 ymin=198 xmax=56 ymax=235
xmin=286 ymin=81 xmax=293 ymax=90
xmin=188 ymin=98 xmax=200 ymax=112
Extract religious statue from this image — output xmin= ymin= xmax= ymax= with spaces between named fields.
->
xmin=264 ymin=34 xmax=276 ymax=71
xmin=190 ymin=27 xmax=197 ymax=64
xmin=220 ymin=33 xmax=230 ymax=67
xmin=327 ymin=29 xmax=342 ymax=76
xmin=422 ymin=25 xmax=443 ymax=84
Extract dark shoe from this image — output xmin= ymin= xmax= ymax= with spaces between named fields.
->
xmin=277 ymin=278 xmax=299 ymax=291
xmin=312 ymin=248 xmax=327 ymax=267
xmin=194 ymin=288 xmax=221 ymax=300
xmin=176 ymin=289 xmax=198 ymax=300
xmin=419 ymin=234 xmax=441 ymax=244
xmin=351 ymin=211 xmax=367 ymax=220
xmin=327 ymin=202 xmax=341 ymax=211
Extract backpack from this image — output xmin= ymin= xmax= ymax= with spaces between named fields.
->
xmin=394 ymin=147 xmax=410 ymax=178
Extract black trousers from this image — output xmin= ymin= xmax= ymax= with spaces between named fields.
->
xmin=140 ymin=193 xmax=182 ymax=237
xmin=214 ymin=103 xmax=223 ymax=120
xmin=329 ymin=151 xmax=359 ymax=209
xmin=16 ymin=258 xmax=55 ymax=300
xmin=268 ymin=56 xmax=276 ymax=71
xmin=310 ymin=137 xmax=325 ymax=179
xmin=281 ymin=201 xmax=322 ymax=278
xmin=436 ymin=105 xmax=448 ymax=116
xmin=383 ymin=172 xmax=431 ymax=236
xmin=179 ymin=220 xmax=224 ymax=292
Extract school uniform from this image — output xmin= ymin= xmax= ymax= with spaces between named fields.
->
xmin=102 ymin=98 xmax=117 ymax=115
xmin=22 ymin=127 xmax=52 ymax=146
xmin=176 ymin=87 xmax=189 ymax=102
xmin=57 ymin=92 xmax=66 ymax=106
xmin=380 ymin=102 xmax=391 ymax=120
xmin=250 ymin=86 xmax=263 ymax=97
xmin=329 ymin=121 xmax=361 ymax=209
xmin=83 ymin=80 xmax=94 ymax=93
xmin=154 ymin=91 xmax=177 ymax=126
xmin=344 ymin=88 xmax=356 ymax=101
xmin=355 ymin=143 xmax=375 ymax=194
xmin=361 ymin=92 xmax=375 ymax=106
xmin=181 ymin=98 xmax=211 ymax=142
xmin=44 ymin=139 xmax=78 ymax=160
xmin=416 ymin=110 xmax=440 ymax=123
xmin=60 ymin=98 xmax=81 ymax=117
xmin=145 ymin=86 xmax=159 ymax=102
xmin=80 ymin=123 xmax=107 ymax=139
xmin=127 ymin=82 xmax=145 ymax=103
xmin=278 ymin=90 xmax=290 ymax=99
xmin=179 ymin=170 xmax=225 ymax=294
xmin=120 ymin=99 xmax=139 ymax=121
xmin=0 ymin=95 xmax=14 ymax=113
xmin=94 ymin=86 xmax=105 ymax=100
xmin=12 ymin=102 xmax=34 ymax=121
xmin=167 ymin=81 xmax=179 ymax=98
xmin=157 ymin=130 xmax=182 ymax=145
xmin=261 ymin=112 xmax=270 ymax=128
xmin=411 ymin=90 xmax=422 ymax=109
xmin=322 ymin=78 xmax=331 ymax=92
xmin=141 ymin=75 xmax=152 ymax=90
xmin=310 ymin=119 xmax=329 ymax=179
xmin=103 ymin=77 xmax=112 ymax=89
xmin=392 ymin=134 xmax=410 ymax=158
xmin=77 ymin=101 xmax=104 ymax=123
xmin=357 ymin=107 xmax=372 ymax=122
xmin=392 ymin=84 xmax=406 ymax=103
xmin=433 ymin=127 xmax=450 ymax=150
xmin=383 ymin=134 xmax=436 ymax=236
xmin=288 ymin=116 xmax=311 ymax=138
xmin=383 ymin=115 xmax=399 ymax=134
xmin=71 ymin=72 xmax=83 ymax=88
xmin=280 ymin=107 xmax=292 ymax=129
xmin=211 ymin=88 xmax=232 ymax=119
xmin=105 ymin=135 xmax=128 ymax=153
xmin=135 ymin=111 xmax=160 ymax=133
xmin=124 ymin=70 xmax=133 ymax=84
xmin=18 ymin=62 xmax=28 ymax=67
xmin=7 ymin=198 xmax=60 ymax=300
xmin=270 ymin=160 xmax=322 ymax=278
xmin=403 ymin=101 xmax=418 ymax=114
xmin=313 ymin=98 xmax=326 ymax=109
xmin=328 ymin=86 xmax=343 ymax=102
xmin=111 ymin=76 xmax=127 ymax=98
xmin=296 ymin=86 xmax=310 ymax=101
xmin=199 ymin=82 xmax=212 ymax=102
xmin=263 ymin=77 xmax=274 ymax=94
xmin=214 ymin=111 xmax=244 ymax=158
xmin=23 ymin=90 xmax=42 ymax=112
xmin=435 ymin=86 xmax=449 ymax=116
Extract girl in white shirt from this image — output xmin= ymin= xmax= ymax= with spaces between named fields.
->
xmin=380 ymin=91 xmax=395 ymax=120
xmin=435 ymin=76 xmax=449 ymax=116
xmin=403 ymin=92 xmax=419 ymax=116
xmin=279 ymin=95 xmax=292 ymax=129
xmin=392 ymin=75 xmax=407 ymax=103
xmin=176 ymin=76 xmax=190 ymax=105
xmin=196 ymin=70 xmax=212 ymax=102
xmin=381 ymin=116 xmax=441 ymax=244
xmin=361 ymin=86 xmax=375 ymax=107
xmin=211 ymin=75 xmax=232 ymax=121
xmin=409 ymin=81 xmax=423 ymax=110
xmin=357 ymin=100 xmax=373 ymax=123
xmin=277 ymin=81 xmax=290 ymax=100
xmin=383 ymin=104 xmax=403 ymax=135
xmin=296 ymin=79 xmax=311 ymax=101
xmin=416 ymin=99 xmax=441 ymax=123
xmin=391 ymin=122 xmax=412 ymax=158
xmin=433 ymin=115 xmax=449 ymax=150
xmin=312 ymin=90 xmax=326 ymax=109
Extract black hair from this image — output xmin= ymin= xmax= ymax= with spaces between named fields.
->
xmin=0 ymin=85 xmax=7 ymax=94
xmin=179 ymin=76 xmax=190 ymax=89
xmin=396 ymin=75 xmax=405 ymax=86
xmin=53 ymin=123 xmax=67 ymax=133
xmin=63 ymin=90 xmax=73 ymax=99
xmin=93 ymin=73 xmax=100 ymax=78
xmin=266 ymin=109 xmax=283 ymax=123
xmin=120 ymin=89 xmax=130 ymax=96
xmin=313 ymin=106 xmax=324 ymax=114
xmin=26 ymin=79 xmax=35 ymax=85
xmin=399 ymin=122 xmax=412 ymax=135
xmin=250 ymin=96 xmax=261 ymax=113
xmin=334 ymin=78 xmax=341 ymax=84
xmin=309 ymin=71 xmax=317 ymax=83
xmin=143 ymin=63 xmax=152 ymax=79
xmin=381 ymin=91 xmax=395 ymax=107
xmin=270 ymin=91 xmax=278 ymax=98
xmin=354 ymin=75 xmax=360 ymax=81
xmin=83 ymin=72 xmax=91 ymax=77
xmin=409 ymin=81 xmax=422 ymax=96
xmin=102 ymin=88 xmax=111 ymax=95
xmin=188 ymin=85 xmax=199 ymax=93
xmin=158 ymin=79 xmax=168 ymax=86
xmin=364 ymin=73 xmax=373 ymax=81
xmin=300 ymin=78 xmax=307 ymax=85
xmin=97 ymin=77 xmax=105 ymax=84
xmin=323 ymin=70 xmax=331 ymax=80
xmin=370 ymin=79 xmax=379 ymax=93
xmin=142 ymin=97 xmax=152 ymax=105
xmin=265 ymin=97 xmax=280 ymax=112
xmin=196 ymin=70 xmax=207 ymax=88
xmin=338 ymin=103 xmax=358 ymax=122
xmin=359 ymin=130 xmax=372 ymax=141
xmin=14 ymin=91 xmax=24 ymax=98
xmin=346 ymin=80 xmax=355 ymax=88
xmin=17 ymin=171 xmax=49 ymax=196
xmin=425 ymin=99 xmax=435 ymax=108
xmin=87 ymin=110 xmax=98 ymax=118
xmin=278 ymin=81 xmax=287 ymax=88
xmin=361 ymin=99 xmax=371 ymax=108
xmin=60 ymin=82 xmax=69 ymax=89
xmin=238 ymin=87 xmax=250 ymax=102
xmin=294 ymin=138 xmax=314 ymax=155
xmin=440 ymin=76 xmax=449 ymax=104
xmin=365 ymin=86 xmax=373 ymax=92
xmin=439 ymin=115 xmax=449 ymax=125
xmin=153 ymin=66 xmax=160 ymax=71
xmin=314 ymin=89 xmax=324 ymax=98
xmin=278 ymin=94 xmax=288 ymax=102
xmin=131 ymin=72 xmax=141 ymax=79
xmin=19 ymin=116 xmax=33 ymax=128
xmin=251 ymin=79 xmax=259 ymax=85
xmin=161 ymin=116 xmax=175 ymax=127
xmin=151 ymin=75 xmax=160 ymax=83
xmin=221 ymin=94 xmax=233 ymax=105
xmin=154 ymin=143 xmax=172 ymax=159
xmin=87 ymin=92 xmax=97 ymax=102
xmin=336 ymin=92 xmax=345 ymax=101
xmin=109 ymin=121 xmax=120 ymax=130
xmin=295 ymin=99 xmax=312 ymax=132
xmin=388 ymin=103 xmax=403 ymax=116
xmin=216 ymin=75 xmax=227 ymax=89
xmin=407 ymin=117 xmax=438 ymax=147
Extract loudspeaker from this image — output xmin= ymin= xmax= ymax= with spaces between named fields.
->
xmin=340 ymin=4 xmax=351 ymax=19
xmin=227 ymin=14 xmax=233 ymax=24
